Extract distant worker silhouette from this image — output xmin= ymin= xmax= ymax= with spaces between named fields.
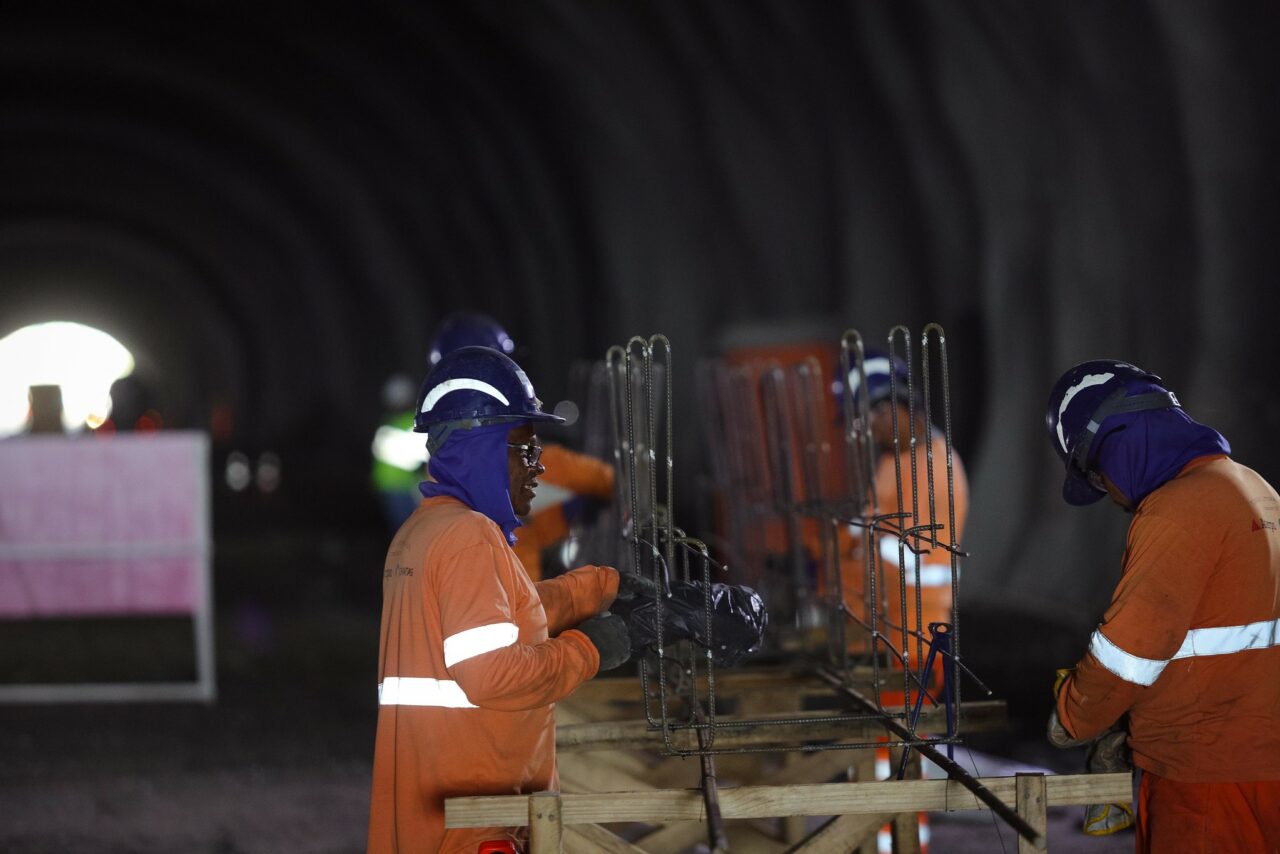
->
xmin=26 ymin=384 xmax=65 ymax=434
xmin=371 ymin=373 xmax=425 ymax=532
xmin=832 ymin=350 xmax=969 ymax=657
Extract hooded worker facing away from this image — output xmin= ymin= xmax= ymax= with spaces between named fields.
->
xmin=367 ymin=346 xmax=640 ymax=854
xmin=1045 ymin=360 xmax=1280 ymax=852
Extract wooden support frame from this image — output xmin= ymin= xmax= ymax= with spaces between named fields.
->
xmin=553 ymin=672 xmax=1015 ymax=851
xmin=1016 ymin=773 xmax=1049 ymax=854
xmin=446 ymin=772 xmax=1132 ymax=852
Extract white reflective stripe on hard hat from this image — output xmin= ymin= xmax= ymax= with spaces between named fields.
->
xmin=1089 ymin=618 xmax=1280 ymax=687
xmin=846 ymin=356 xmax=893 ymax=400
xmin=420 ymin=378 xmax=510 ymax=414
xmin=1172 ymin=617 xmax=1280 ymax=660
xmin=443 ymin=622 xmax=519 ymax=668
xmin=378 ymin=676 xmax=476 ymax=708
xmin=878 ymin=537 xmax=956 ymax=587
xmin=1056 ymin=372 xmax=1114 ymax=453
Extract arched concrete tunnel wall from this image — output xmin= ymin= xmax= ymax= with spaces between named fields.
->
xmin=1 ymin=3 xmax=1277 ymax=652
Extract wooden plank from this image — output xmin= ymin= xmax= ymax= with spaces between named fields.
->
xmin=445 ymin=773 xmax=1132 ymax=829
xmin=528 ymin=792 xmax=563 ymax=854
xmin=563 ymin=823 xmax=649 ymax=854
xmin=770 ymin=749 xmax=859 ymax=787
xmin=630 ymin=821 xmax=708 ymax=853
xmin=889 ymin=748 xmax=921 ymax=854
xmin=556 ymin=701 xmax=1006 ymax=752
xmin=784 ymin=813 xmax=889 ymax=854
xmin=724 ymin=822 xmax=788 ymax=853
xmin=1015 ymin=773 xmax=1048 ymax=854
xmin=780 ymin=753 xmax=806 ymax=844
xmin=853 ymin=752 xmax=880 ymax=854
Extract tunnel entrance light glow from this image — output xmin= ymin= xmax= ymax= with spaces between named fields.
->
xmin=0 ymin=322 xmax=135 ymax=437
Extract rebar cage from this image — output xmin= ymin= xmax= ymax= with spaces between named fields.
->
xmin=584 ymin=327 xmax=984 ymax=759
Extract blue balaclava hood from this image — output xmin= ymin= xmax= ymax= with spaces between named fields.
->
xmin=1092 ymin=390 xmax=1230 ymax=508
xmin=419 ymin=421 xmax=522 ymax=544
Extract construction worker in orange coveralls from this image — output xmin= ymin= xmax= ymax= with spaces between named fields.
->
xmin=835 ymin=351 xmax=969 ymax=658
xmin=425 ymin=312 xmax=615 ymax=581
xmin=1045 ymin=360 xmax=1280 ymax=852
xmin=367 ymin=346 xmax=650 ymax=854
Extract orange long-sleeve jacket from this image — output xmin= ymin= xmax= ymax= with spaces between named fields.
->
xmin=367 ymin=495 xmax=619 ymax=853
xmin=1058 ymin=455 xmax=1280 ymax=783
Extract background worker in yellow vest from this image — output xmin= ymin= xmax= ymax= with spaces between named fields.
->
xmin=370 ymin=373 xmax=426 ymax=533
xmin=425 ymin=311 xmax=615 ymax=581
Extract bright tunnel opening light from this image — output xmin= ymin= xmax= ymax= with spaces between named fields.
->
xmin=0 ymin=322 xmax=136 ymax=437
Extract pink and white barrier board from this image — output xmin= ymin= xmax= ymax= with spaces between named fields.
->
xmin=0 ymin=432 xmax=210 ymax=619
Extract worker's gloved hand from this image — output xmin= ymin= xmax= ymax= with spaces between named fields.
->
xmin=575 ymin=613 xmax=631 ymax=672
xmin=1086 ymin=727 xmax=1131 ymax=773
xmin=1047 ymin=708 xmax=1090 ymax=748
xmin=1081 ymin=725 xmax=1135 ymax=834
xmin=614 ymin=568 xmax=659 ymax=601
xmin=1047 ymin=666 xmax=1090 ymax=748
xmin=1083 ymin=802 xmax=1135 ymax=836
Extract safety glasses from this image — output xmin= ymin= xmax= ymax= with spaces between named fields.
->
xmin=507 ymin=441 xmax=543 ymax=468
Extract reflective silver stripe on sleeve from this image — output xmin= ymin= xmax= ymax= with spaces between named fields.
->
xmin=878 ymin=537 xmax=956 ymax=587
xmin=378 ymin=677 xmax=477 ymax=708
xmin=1088 ymin=629 xmax=1168 ymax=686
xmin=1172 ymin=617 xmax=1280 ymax=660
xmin=1090 ymin=618 xmax=1280 ymax=687
xmin=443 ymin=622 xmax=519 ymax=668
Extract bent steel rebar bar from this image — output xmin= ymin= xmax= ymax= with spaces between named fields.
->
xmin=605 ymin=330 xmax=987 ymax=755
xmin=596 ymin=329 xmax=1033 ymax=846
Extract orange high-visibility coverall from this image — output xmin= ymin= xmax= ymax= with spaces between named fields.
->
xmin=841 ymin=433 xmax=969 ymax=657
xmin=368 ymin=495 xmax=619 ymax=854
xmin=1057 ymin=456 xmax=1280 ymax=853
xmin=512 ymin=443 xmax=615 ymax=581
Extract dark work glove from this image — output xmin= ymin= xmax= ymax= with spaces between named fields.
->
xmin=575 ymin=613 xmax=632 ymax=672
xmin=614 ymin=568 xmax=660 ymax=601
xmin=1046 ymin=708 xmax=1089 ymax=748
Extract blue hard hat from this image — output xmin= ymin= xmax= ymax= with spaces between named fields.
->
xmin=428 ymin=312 xmax=516 ymax=367
xmin=832 ymin=349 xmax=911 ymax=413
xmin=414 ymin=346 xmax=564 ymax=435
xmin=1045 ymin=359 xmax=1179 ymax=505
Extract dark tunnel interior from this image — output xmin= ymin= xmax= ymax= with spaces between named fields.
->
xmin=1 ymin=2 xmax=1279 ymax=851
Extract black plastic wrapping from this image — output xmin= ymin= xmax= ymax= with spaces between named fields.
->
xmin=611 ymin=580 xmax=768 ymax=666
